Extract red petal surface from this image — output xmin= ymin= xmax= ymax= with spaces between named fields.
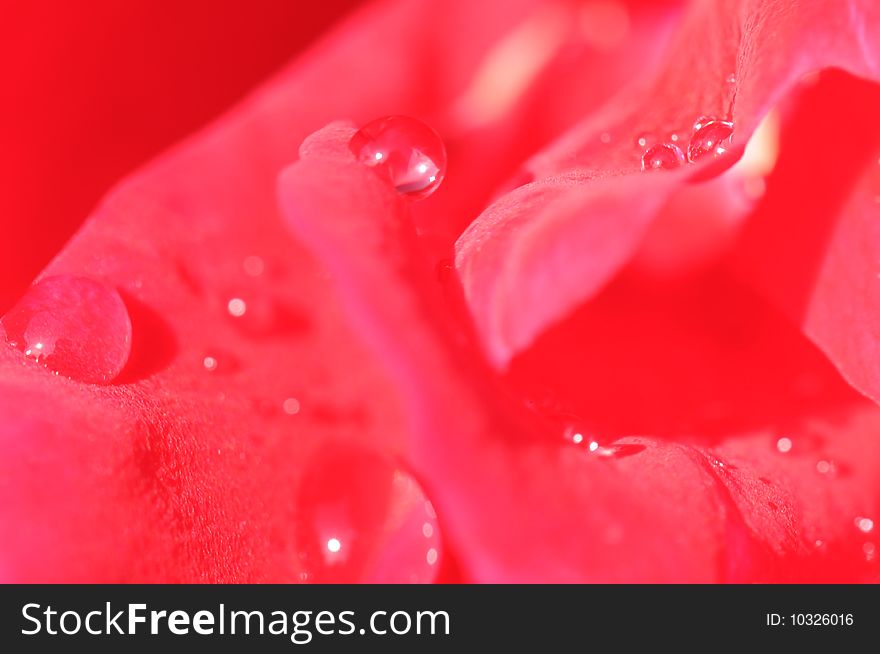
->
xmin=0 ymin=0 xmax=666 ymax=581
xmin=456 ymin=0 xmax=880 ymax=366
xmin=3 ymin=0 xmax=880 ymax=583
xmin=735 ymin=72 xmax=880 ymax=406
xmin=0 ymin=0 xmax=364 ymax=310
xmin=280 ymin=126 xmax=880 ymax=581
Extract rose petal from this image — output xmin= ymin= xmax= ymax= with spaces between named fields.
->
xmin=735 ymin=71 xmax=880 ymax=406
xmin=0 ymin=0 xmax=660 ymax=581
xmin=456 ymin=0 xmax=880 ymax=367
xmin=280 ymin=125 xmax=880 ymax=581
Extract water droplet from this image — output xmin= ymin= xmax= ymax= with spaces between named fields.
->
xmin=282 ymin=397 xmax=301 ymax=415
xmin=203 ymin=356 xmax=218 ymax=372
xmin=816 ymin=459 xmax=836 ymax=476
xmin=864 ymin=542 xmax=877 ymax=561
xmin=641 ymin=142 xmax=686 ymax=171
xmin=669 ymin=132 xmax=680 ymax=142
xmin=705 ymin=453 xmax=738 ymax=471
xmin=688 ymin=119 xmax=734 ymax=162
xmin=242 ymin=255 xmax=265 ymax=277
xmin=227 ymin=297 xmax=247 ymax=318
xmin=692 ymin=115 xmax=713 ymax=132
xmin=599 ymin=132 xmax=612 ymax=144
xmin=776 ymin=437 xmax=792 ymax=453
xmin=221 ymin=290 xmax=297 ymax=337
xmin=349 ymin=116 xmax=447 ymax=198
xmin=580 ymin=438 xmax=646 ymax=459
xmin=604 ymin=443 xmax=646 ymax=458
xmin=564 ymin=424 xmax=587 ymax=445
xmin=295 ymin=446 xmax=441 ymax=583
xmin=1 ymin=275 xmax=131 ymax=384
xmin=726 ymin=73 xmax=736 ymax=84
xmin=636 ymin=133 xmax=648 ymax=148
xmin=856 ymin=516 xmax=874 ymax=534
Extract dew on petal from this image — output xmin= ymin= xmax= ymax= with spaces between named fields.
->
xmin=1 ymin=275 xmax=131 ymax=384
xmin=864 ymin=542 xmax=877 ymax=561
xmin=599 ymin=131 xmax=612 ymax=144
xmin=692 ymin=115 xmax=714 ymax=132
xmin=635 ymin=133 xmax=648 ymax=148
xmin=203 ymin=356 xmax=218 ymax=372
xmin=726 ymin=73 xmax=736 ymax=84
xmin=295 ymin=446 xmax=441 ymax=583
xmin=687 ymin=119 xmax=734 ymax=162
xmin=855 ymin=516 xmax=874 ymax=534
xmin=815 ymin=459 xmax=836 ymax=476
xmin=349 ymin=116 xmax=447 ymax=199
xmin=574 ymin=432 xmax=646 ymax=459
xmin=591 ymin=442 xmax=646 ymax=458
xmin=776 ymin=437 xmax=793 ymax=453
xmin=641 ymin=142 xmax=686 ymax=171
xmin=282 ymin=397 xmax=301 ymax=415
xmin=563 ymin=424 xmax=587 ymax=445
xmin=242 ymin=255 xmax=265 ymax=277
xmin=227 ymin=297 xmax=247 ymax=318
xmin=222 ymin=290 xmax=295 ymax=337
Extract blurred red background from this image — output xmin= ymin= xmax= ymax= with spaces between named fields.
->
xmin=0 ymin=0 xmax=364 ymax=311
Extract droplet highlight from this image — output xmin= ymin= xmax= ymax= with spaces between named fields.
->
xmin=1 ymin=275 xmax=131 ymax=384
xmin=692 ymin=115 xmax=713 ymax=132
xmin=295 ymin=446 xmax=441 ymax=583
xmin=687 ymin=119 xmax=734 ymax=162
xmin=566 ymin=425 xmax=646 ymax=459
xmin=349 ymin=116 xmax=447 ymax=198
xmin=776 ymin=437 xmax=792 ymax=453
xmin=227 ymin=297 xmax=247 ymax=318
xmin=282 ymin=397 xmax=301 ymax=415
xmin=641 ymin=142 xmax=686 ymax=171
xmin=856 ymin=516 xmax=875 ymax=534
xmin=242 ymin=255 xmax=265 ymax=277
